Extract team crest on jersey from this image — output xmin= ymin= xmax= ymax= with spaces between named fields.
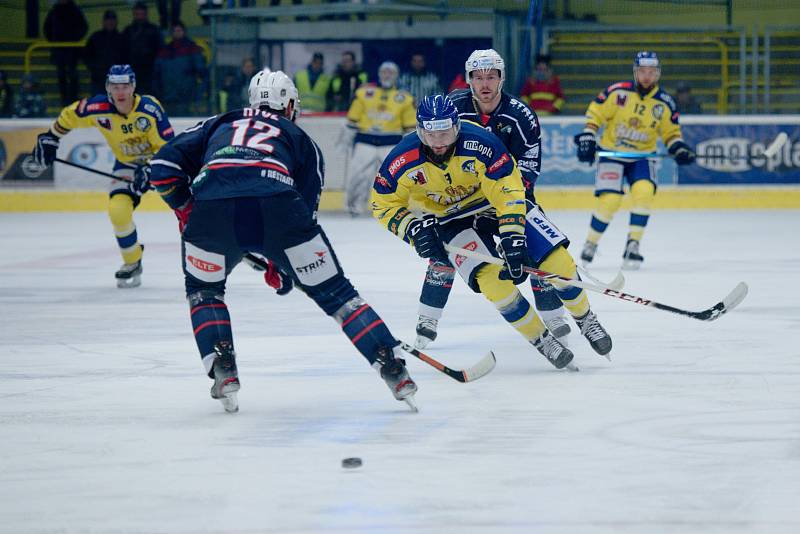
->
xmin=409 ymin=168 xmax=427 ymax=184
xmin=96 ymin=117 xmax=112 ymax=130
xmin=135 ymin=117 xmax=151 ymax=132
xmin=652 ymin=104 xmax=664 ymax=120
xmin=394 ymin=93 xmax=406 ymax=103
xmin=616 ymin=94 xmax=628 ymax=107
xmin=461 ymin=159 xmax=477 ymax=175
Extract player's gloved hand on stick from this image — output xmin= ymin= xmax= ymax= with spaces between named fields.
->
xmin=33 ymin=131 xmax=60 ymax=167
xmin=573 ymin=132 xmax=597 ymax=164
xmin=264 ymin=260 xmax=293 ymax=296
xmin=497 ymin=232 xmax=532 ymax=284
xmin=174 ymin=199 xmax=193 ymax=233
xmin=668 ymin=140 xmax=696 ymax=165
xmin=131 ymin=165 xmax=152 ymax=195
xmin=405 ymin=216 xmax=448 ymax=263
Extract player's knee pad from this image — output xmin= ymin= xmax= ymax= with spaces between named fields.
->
xmin=446 ymin=227 xmax=497 ymax=292
xmin=187 ymin=290 xmax=232 ymax=375
xmin=630 ymin=179 xmax=656 ymax=210
xmin=596 ymin=192 xmax=623 ymax=222
xmin=108 ymin=193 xmax=135 ymax=229
xmin=540 ymin=247 xmax=590 ymax=317
xmin=475 ymin=265 xmax=545 ymax=340
xmin=334 ymin=296 xmax=397 ymax=365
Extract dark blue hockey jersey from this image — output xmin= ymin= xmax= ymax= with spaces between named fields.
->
xmin=150 ymin=108 xmax=325 ymax=216
xmin=449 ymin=89 xmax=541 ymax=191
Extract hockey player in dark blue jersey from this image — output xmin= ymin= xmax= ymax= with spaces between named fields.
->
xmin=413 ymin=49 xmax=569 ymax=349
xmin=149 ymin=70 xmax=417 ymax=413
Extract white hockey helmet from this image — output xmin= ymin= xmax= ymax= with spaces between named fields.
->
xmin=378 ymin=61 xmax=399 ymax=89
xmin=465 ymin=49 xmax=506 ymax=89
xmin=248 ymin=69 xmax=299 ymax=119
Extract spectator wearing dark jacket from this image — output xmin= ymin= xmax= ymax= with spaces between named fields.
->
xmin=122 ymin=2 xmax=163 ymax=95
xmin=84 ymin=10 xmax=127 ymax=95
xmin=153 ymin=22 xmax=207 ymax=116
xmin=14 ymin=75 xmax=46 ymax=118
xmin=43 ymin=0 xmax=88 ymax=105
xmin=0 ymin=71 xmax=13 ymax=117
xmin=328 ymin=51 xmax=367 ymax=112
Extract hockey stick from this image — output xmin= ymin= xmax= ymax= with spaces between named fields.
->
xmin=243 ymin=252 xmax=497 ymax=382
xmin=444 ymin=243 xmax=749 ymax=322
xmin=55 ymin=157 xmax=134 ymax=182
xmin=597 ymin=132 xmax=789 ymax=161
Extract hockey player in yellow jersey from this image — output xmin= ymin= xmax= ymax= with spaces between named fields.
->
xmin=341 ymin=61 xmax=416 ymax=216
xmin=371 ymin=95 xmax=612 ymax=370
xmin=33 ymin=65 xmax=174 ymax=287
xmin=574 ymin=52 xmax=696 ymax=270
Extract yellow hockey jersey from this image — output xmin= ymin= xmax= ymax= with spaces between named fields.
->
xmin=371 ymin=121 xmax=528 ymax=240
xmin=51 ymin=93 xmax=174 ymax=165
xmin=584 ymin=80 xmax=682 ymax=153
xmin=347 ymin=85 xmax=416 ymax=143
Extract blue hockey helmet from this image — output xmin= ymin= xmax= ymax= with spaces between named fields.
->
xmin=416 ymin=95 xmax=461 ymax=163
xmin=633 ymin=51 xmax=661 ymax=87
xmin=106 ymin=64 xmax=136 ymax=87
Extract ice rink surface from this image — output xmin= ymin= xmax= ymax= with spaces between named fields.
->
xmin=1 ymin=208 xmax=799 ymax=533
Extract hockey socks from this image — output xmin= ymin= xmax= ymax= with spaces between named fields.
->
xmin=188 ymin=293 xmax=233 ymax=376
xmin=335 ymin=297 xmax=398 ymax=365
xmin=475 ymin=265 xmax=545 ymax=341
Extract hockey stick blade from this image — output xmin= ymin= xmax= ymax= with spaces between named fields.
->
xmin=673 ymin=281 xmax=749 ymax=322
xmin=578 ymin=265 xmax=625 ymax=291
xmin=399 ymin=342 xmax=496 ymax=383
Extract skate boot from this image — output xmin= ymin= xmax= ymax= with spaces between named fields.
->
xmin=575 ymin=310 xmax=612 ymax=359
xmin=622 ymin=239 xmax=644 ymax=271
xmin=580 ymin=241 xmax=598 ymax=267
xmin=375 ymin=346 xmax=418 ymax=412
xmin=531 ymin=331 xmax=576 ymax=370
xmin=543 ymin=314 xmax=572 ymax=346
xmin=115 ymin=259 xmax=142 ymax=288
xmin=414 ymin=315 xmax=438 ymax=349
xmin=209 ymin=341 xmax=240 ymax=413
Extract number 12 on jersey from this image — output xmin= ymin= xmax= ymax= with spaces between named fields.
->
xmin=230 ymin=119 xmax=281 ymax=152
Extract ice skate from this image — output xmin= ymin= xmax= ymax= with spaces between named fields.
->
xmin=575 ymin=310 xmax=612 ymax=359
xmin=209 ymin=341 xmax=240 ymax=413
xmin=580 ymin=241 xmax=598 ymax=267
xmin=622 ymin=239 xmax=644 ymax=271
xmin=531 ymin=331 xmax=577 ymax=371
xmin=544 ymin=314 xmax=571 ymax=346
xmin=376 ymin=346 xmax=418 ymax=412
xmin=414 ymin=315 xmax=438 ymax=349
xmin=115 ymin=259 xmax=142 ymax=288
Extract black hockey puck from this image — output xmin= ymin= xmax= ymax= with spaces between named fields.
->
xmin=341 ymin=457 xmax=363 ymax=469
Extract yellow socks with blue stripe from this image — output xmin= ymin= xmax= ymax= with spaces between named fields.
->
xmin=108 ymin=194 xmax=142 ymax=264
xmin=586 ymin=192 xmax=623 ymax=245
xmin=628 ymin=179 xmax=655 ymax=242
xmin=475 ymin=264 xmax=545 ymax=341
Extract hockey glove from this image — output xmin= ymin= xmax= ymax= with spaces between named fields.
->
xmin=668 ymin=140 xmax=696 ymax=165
xmin=573 ymin=132 xmax=597 ymax=164
xmin=264 ymin=260 xmax=294 ymax=296
xmin=174 ymin=199 xmax=193 ymax=233
xmin=405 ymin=216 xmax=448 ymax=263
xmin=33 ymin=131 xmax=60 ymax=167
xmin=497 ymin=232 xmax=532 ymax=284
xmin=131 ymin=165 xmax=152 ymax=196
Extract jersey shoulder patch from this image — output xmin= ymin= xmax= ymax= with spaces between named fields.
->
xmin=457 ymin=122 xmax=507 ymax=163
xmin=596 ymin=80 xmax=634 ymax=103
xmin=652 ymin=89 xmax=678 ymax=112
xmin=136 ymin=95 xmax=167 ymax=120
xmin=76 ymin=94 xmax=112 ymax=117
xmin=380 ymin=136 xmax=423 ymax=180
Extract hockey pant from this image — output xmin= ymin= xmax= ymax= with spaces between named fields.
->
xmin=181 ymin=193 xmax=398 ymax=375
xmin=587 ymin=157 xmax=657 ymax=245
xmin=345 ymin=142 xmax=393 ymax=215
xmin=108 ymin=161 xmax=145 ymax=264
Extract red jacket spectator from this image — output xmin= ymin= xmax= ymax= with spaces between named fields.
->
xmin=520 ymin=55 xmax=565 ymax=116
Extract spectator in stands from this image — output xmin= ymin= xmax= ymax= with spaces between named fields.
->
xmin=234 ymin=56 xmax=258 ymax=109
xmin=0 ymin=71 xmax=13 ymax=118
xmin=328 ymin=51 xmax=367 ymax=112
xmin=218 ymin=70 xmax=238 ymax=112
xmin=398 ymin=53 xmax=441 ymax=104
xmin=675 ymin=82 xmax=703 ymax=114
xmin=294 ymin=52 xmax=331 ymax=112
xmin=43 ymin=0 xmax=88 ymax=106
xmin=154 ymin=22 xmax=207 ymax=116
xmin=448 ymin=72 xmax=469 ymax=93
xmin=520 ymin=54 xmax=564 ymax=116
xmin=14 ymin=74 xmax=46 ymax=118
xmin=157 ymin=0 xmax=182 ymax=30
xmin=122 ymin=2 xmax=163 ymax=95
xmin=84 ymin=10 xmax=127 ymax=95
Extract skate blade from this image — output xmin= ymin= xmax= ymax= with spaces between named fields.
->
xmin=220 ymin=392 xmax=239 ymax=413
xmin=564 ymin=363 xmax=580 ymax=372
xmin=621 ymin=260 xmax=642 ymax=271
xmin=116 ymin=276 xmax=142 ymax=288
xmin=414 ymin=335 xmax=432 ymax=350
xmin=602 ymin=352 xmax=612 ymax=362
xmin=403 ymin=395 xmax=419 ymax=413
